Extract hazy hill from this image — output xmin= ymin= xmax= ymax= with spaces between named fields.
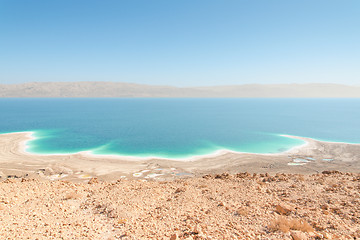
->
xmin=0 ymin=82 xmax=359 ymax=98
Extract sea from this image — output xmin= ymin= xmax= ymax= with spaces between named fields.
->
xmin=0 ymin=98 xmax=359 ymax=159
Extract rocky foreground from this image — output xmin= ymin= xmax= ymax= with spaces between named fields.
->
xmin=0 ymin=171 xmax=359 ymax=239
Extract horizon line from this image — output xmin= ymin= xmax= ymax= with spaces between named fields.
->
xmin=1 ymin=81 xmax=359 ymax=88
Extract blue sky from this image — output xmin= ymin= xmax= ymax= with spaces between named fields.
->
xmin=0 ymin=0 xmax=359 ymax=86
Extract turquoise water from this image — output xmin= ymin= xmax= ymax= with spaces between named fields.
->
xmin=0 ymin=98 xmax=359 ymax=159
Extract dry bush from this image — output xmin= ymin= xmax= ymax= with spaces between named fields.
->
xmin=115 ymin=218 xmax=127 ymax=226
xmin=94 ymin=203 xmax=130 ymax=219
xmin=175 ymin=187 xmax=186 ymax=193
xmin=297 ymin=175 xmax=305 ymax=181
xmin=64 ymin=191 xmax=82 ymax=200
xmin=235 ymin=207 xmax=249 ymax=216
xmin=290 ymin=218 xmax=314 ymax=232
xmin=269 ymin=216 xmax=314 ymax=233
xmin=316 ymin=178 xmax=325 ymax=185
xmin=257 ymin=181 xmax=266 ymax=186
xmin=269 ymin=216 xmax=290 ymax=232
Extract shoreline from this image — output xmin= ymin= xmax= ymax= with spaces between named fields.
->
xmin=0 ymin=131 xmax=360 ymax=182
xmin=1 ymin=131 xmax=328 ymax=161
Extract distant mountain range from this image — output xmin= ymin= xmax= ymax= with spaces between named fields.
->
xmin=0 ymin=82 xmax=359 ymax=98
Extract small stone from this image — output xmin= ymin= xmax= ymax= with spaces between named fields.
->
xmin=193 ymin=225 xmax=202 ymax=234
xmin=291 ymin=230 xmax=308 ymax=240
xmin=57 ymin=166 xmax=73 ymax=174
xmin=170 ymin=233 xmax=179 ymax=240
xmin=323 ymin=232 xmax=332 ymax=239
xmin=88 ymin=177 xmax=98 ymax=184
xmin=276 ymin=203 xmax=295 ymax=215
xmin=42 ymin=167 xmax=54 ymax=175
xmin=3 ymin=178 xmax=15 ymax=183
xmin=321 ymin=204 xmax=329 ymax=210
xmin=308 ymin=232 xmax=315 ymax=237
xmin=175 ymin=188 xmax=184 ymax=193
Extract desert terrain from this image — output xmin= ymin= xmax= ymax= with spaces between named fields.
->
xmin=0 ymin=172 xmax=359 ymax=239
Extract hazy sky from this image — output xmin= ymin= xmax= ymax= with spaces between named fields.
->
xmin=0 ymin=0 xmax=359 ymax=86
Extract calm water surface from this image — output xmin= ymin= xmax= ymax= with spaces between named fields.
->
xmin=0 ymin=98 xmax=359 ymax=159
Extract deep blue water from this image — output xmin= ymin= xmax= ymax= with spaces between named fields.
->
xmin=0 ymin=98 xmax=359 ymax=159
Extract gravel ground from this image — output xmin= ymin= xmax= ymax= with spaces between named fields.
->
xmin=0 ymin=171 xmax=359 ymax=239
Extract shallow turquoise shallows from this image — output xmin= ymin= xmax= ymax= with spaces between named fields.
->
xmin=0 ymin=98 xmax=359 ymax=159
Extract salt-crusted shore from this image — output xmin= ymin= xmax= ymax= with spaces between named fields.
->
xmin=0 ymin=132 xmax=359 ymax=182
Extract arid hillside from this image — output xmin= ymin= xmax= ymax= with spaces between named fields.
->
xmin=0 ymin=82 xmax=359 ymax=97
xmin=0 ymin=172 xmax=359 ymax=239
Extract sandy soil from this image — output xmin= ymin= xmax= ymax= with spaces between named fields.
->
xmin=0 ymin=132 xmax=359 ymax=182
xmin=0 ymin=172 xmax=359 ymax=239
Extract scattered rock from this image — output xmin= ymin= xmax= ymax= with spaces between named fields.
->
xmin=323 ymin=232 xmax=332 ymax=239
xmin=214 ymin=172 xmax=232 ymax=179
xmin=0 ymin=173 xmax=357 ymax=239
xmin=276 ymin=204 xmax=295 ymax=215
xmin=3 ymin=178 xmax=15 ymax=183
xmin=322 ymin=170 xmax=340 ymax=175
xmin=291 ymin=230 xmax=308 ymax=240
xmin=193 ymin=225 xmax=202 ymax=234
xmin=170 ymin=233 xmax=179 ymax=240
xmin=235 ymin=172 xmax=251 ymax=178
xmin=235 ymin=207 xmax=248 ymax=216
xmin=174 ymin=187 xmax=185 ymax=193
xmin=57 ymin=166 xmax=73 ymax=175
xmin=44 ymin=167 xmax=55 ymax=175
xmin=320 ymin=204 xmax=328 ymax=210
xmin=64 ymin=191 xmax=82 ymax=200
xmin=88 ymin=177 xmax=99 ymax=184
